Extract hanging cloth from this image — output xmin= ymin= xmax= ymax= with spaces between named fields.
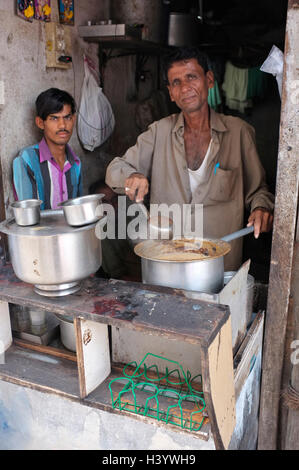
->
xmin=208 ymin=80 xmax=222 ymax=110
xmin=222 ymin=61 xmax=251 ymax=113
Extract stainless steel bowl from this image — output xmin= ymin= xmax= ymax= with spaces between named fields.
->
xmin=11 ymin=199 xmax=42 ymax=226
xmin=59 ymin=194 xmax=104 ymax=227
xmin=0 ymin=210 xmax=106 ymax=296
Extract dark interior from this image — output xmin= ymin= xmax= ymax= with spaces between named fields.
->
xmin=94 ymin=0 xmax=288 ymax=283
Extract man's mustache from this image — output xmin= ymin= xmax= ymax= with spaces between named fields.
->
xmin=56 ymin=130 xmax=70 ymax=134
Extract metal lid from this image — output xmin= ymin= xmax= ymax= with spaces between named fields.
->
xmin=0 ymin=209 xmax=98 ymax=237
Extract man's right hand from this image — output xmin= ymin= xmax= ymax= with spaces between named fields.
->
xmin=124 ymin=172 xmax=149 ymax=203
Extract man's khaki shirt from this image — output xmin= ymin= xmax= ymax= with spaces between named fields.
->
xmin=106 ymin=109 xmax=274 ymax=270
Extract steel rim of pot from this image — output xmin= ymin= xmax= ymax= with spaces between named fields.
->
xmin=134 ymin=225 xmax=254 ymax=263
xmin=58 ymin=193 xmax=104 ymax=207
xmin=11 ymin=199 xmax=42 ymax=209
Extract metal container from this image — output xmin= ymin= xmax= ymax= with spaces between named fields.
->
xmin=168 ymin=13 xmax=200 ymax=46
xmin=59 ymin=194 xmax=104 ymax=227
xmin=140 ymin=255 xmax=225 ymax=293
xmin=0 ymin=210 xmax=106 ymax=296
xmin=11 ymin=199 xmax=42 ymax=226
xmin=134 ymin=238 xmax=231 ymax=294
xmin=134 ymin=227 xmax=255 ymax=294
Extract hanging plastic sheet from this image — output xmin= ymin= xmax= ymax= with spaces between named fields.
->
xmin=260 ymin=45 xmax=284 ymax=98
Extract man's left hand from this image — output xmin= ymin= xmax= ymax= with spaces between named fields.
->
xmin=247 ymin=208 xmax=274 ymax=239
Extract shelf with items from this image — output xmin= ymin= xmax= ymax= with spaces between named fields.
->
xmin=0 ymin=262 xmax=235 ymax=449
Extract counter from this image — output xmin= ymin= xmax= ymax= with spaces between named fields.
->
xmin=0 ymin=263 xmax=263 ymax=450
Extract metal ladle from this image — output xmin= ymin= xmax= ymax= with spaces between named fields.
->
xmin=221 ymin=225 xmax=254 ymax=242
xmin=137 ymin=202 xmax=174 ymax=240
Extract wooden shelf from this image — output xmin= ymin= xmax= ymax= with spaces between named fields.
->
xmin=0 ymin=263 xmax=235 ymax=449
xmin=97 ymin=37 xmax=171 ymax=55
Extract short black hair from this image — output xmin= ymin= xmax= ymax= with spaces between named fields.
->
xmin=162 ymin=47 xmax=209 ymax=84
xmin=35 ymin=88 xmax=76 ymax=120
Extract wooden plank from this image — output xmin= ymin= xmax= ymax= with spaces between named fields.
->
xmin=284 ymin=238 xmax=299 ymax=448
xmin=234 ymin=312 xmax=264 ymax=399
xmin=258 ymin=1 xmax=299 ymax=450
xmin=111 ymin=326 xmax=203 ymax=380
xmin=0 ymin=300 xmax=12 ymax=352
xmin=0 ymin=344 xmax=80 ymax=398
xmin=182 ymin=261 xmax=250 ymax=353
xmin=201 ymin=316 xmax=236 ymax=450
xmin=75 ymin=317 xmax=111 ymax=399
xmin=0 ymin=158 xmax=8 ymax=262
xmin=0 ymin=264 xmax=229 ymax=347
xmin=218 ymin=260 xmax=250 ymax=354
xmin=13 ymin=338 xmax=77 ymax=363
xmin=74 ymin=317 xmax=86 ymax=398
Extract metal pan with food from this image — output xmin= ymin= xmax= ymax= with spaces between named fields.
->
xmin=134 ymin=226 xmax=254 ymax=294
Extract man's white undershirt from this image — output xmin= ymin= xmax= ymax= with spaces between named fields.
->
xmin=188 ymin=139 xmax=212 ymax=196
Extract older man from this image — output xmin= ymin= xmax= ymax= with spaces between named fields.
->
xmin=106 ymin=47 xmax=274 ymax=271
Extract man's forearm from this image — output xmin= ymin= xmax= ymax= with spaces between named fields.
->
xmin=105 ymin=157 xmax=138 ymax=192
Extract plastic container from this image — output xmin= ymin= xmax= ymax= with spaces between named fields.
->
xmin=29 ymin=308 xmax=47 ymax=335
xmin=9 ymin=304 xmax=30 ymax=331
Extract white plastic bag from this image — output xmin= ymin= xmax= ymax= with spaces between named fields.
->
xmin=260 ymin=45 xmax=284 ymax=98
xmin=78 ymin=56 xmax=115 ymax=151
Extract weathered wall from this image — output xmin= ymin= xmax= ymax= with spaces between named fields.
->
xmin=0 ymin=0 xmax=110 ymax=214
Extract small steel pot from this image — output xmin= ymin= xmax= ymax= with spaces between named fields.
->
xmin=59 ymin=194 xmax=104 ymax=226
xmin=11 ymin=199 xmax=42 ymax=226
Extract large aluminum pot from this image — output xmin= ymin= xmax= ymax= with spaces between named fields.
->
xmin=140 ymin=255 xmax=225 ymax=293
xmin=134 ymin=238 xmax=231 ymax=294
xmin=134 ymin=227 xmax=254 ymax=294
xmin=0 ymin=209 xmax=106 ymax=296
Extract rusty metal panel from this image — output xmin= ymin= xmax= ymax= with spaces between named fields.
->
xmin=258 ymin=0 xmax=299 ymax=449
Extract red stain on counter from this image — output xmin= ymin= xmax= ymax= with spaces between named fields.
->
xmin=92 ymin=296 xmax=138 ymax=321
xmin=92 ymin=296 xmax=126 ymax=316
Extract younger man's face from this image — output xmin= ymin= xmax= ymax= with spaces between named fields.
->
xmin=35 ymin=104 xmax=76 ymax=146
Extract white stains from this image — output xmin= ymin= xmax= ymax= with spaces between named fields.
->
xmin=148 ymin=302 xmax=156 ymax=316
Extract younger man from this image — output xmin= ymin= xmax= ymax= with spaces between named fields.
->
xmin=13 ymin=88 xmax=82 ymax=209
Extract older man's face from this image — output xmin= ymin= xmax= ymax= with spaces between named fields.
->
xmin=167 ymin=58 xmax=214 ymax=114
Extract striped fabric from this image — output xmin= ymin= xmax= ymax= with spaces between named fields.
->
xmin=13 ymin=138 xmax=82 ymax=210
